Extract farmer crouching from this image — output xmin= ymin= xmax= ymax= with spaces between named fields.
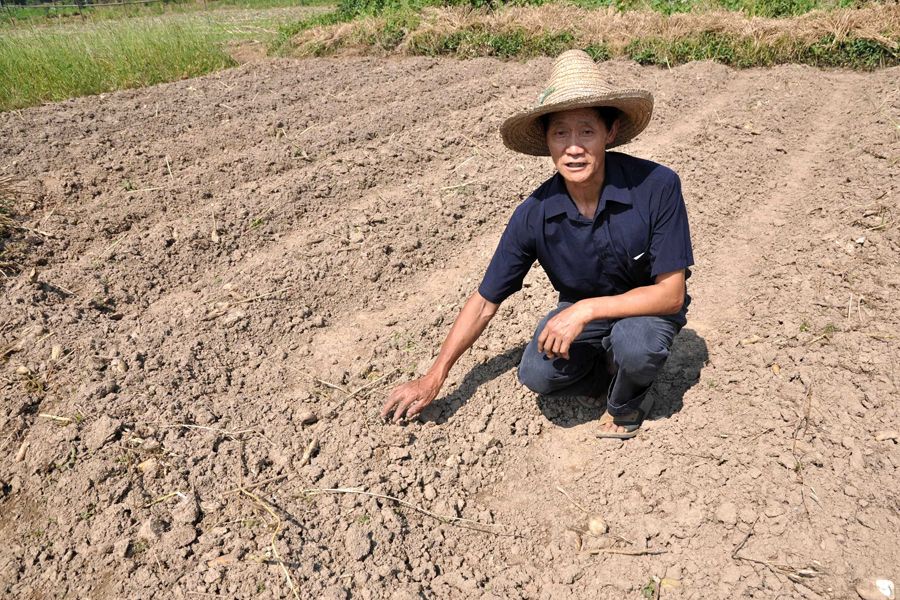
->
xmin=381 ymin=50 xmax=694 ymax=439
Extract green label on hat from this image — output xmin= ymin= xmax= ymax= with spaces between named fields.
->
xmin=537 ymin=86 xmax=556 ymax=106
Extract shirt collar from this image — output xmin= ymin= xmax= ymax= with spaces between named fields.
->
xmin=542 ymin=153 xmax=633 ymax=221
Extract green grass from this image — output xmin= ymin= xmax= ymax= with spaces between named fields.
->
xmin=408 ymin=25 xmax=575 ymax=57
xmin=0 ymin=20 xmax=237 ymax=111
xmin=624 ymin=31 xmax=898 ymax=69
xmin=0 ymin=0 xmax=333 ymax=27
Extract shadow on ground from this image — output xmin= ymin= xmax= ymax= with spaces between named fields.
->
xmin=420 ymin=343 xmax=526 ymax=424
xmin=536 ymin=328 xmax=709 ymax=427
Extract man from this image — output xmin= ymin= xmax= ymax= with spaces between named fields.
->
xmin=381 ymin=50 xmax=693 ymax=439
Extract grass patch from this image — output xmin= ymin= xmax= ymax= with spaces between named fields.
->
xmin=0 ymin=0 xmax=333 ymax=27
xmin=0 ymin=175 xmax=23 ymax=276
xmin=0 ymin=19 xmax=238 ymax=111
xmin=408 ymin=24 xmax=574 ymax=57
xmin=625 ymin=31 xmax=897 ymax=68
xmin=285 ymin=3 xmax=899 ymax=69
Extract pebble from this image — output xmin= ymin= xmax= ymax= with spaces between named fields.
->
xmin=138 ymin=518 xmax=166 ymax=543
xmin=856 ymin=580 xmax=891 ymax=600
xmin=171 ymin=494 xmax=201 ymax=525
xmin=874 ymin=431 xmax=898 ymax=442
xmin=297 ymin=409 xmax=318 ymax=425
xmin=113 ymin=539 xmax=131 ymax=559
xmin=587 ymin=516 xmax=608 ymax=536
xmin=423 ymin=484 xmax=436 ymax=501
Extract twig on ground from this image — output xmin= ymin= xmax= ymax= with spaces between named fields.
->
xmin=440 ymin=182 xmax=476 ymax=192
xmin=235 ymin=285 xmax=297 ymax=305
xmin=461 ymin=134 xmax=497 ymax=159
xmin=732 ymin=516 xmax=823 ymax=582
xmin=165 ymin=423 xmax=257 ymax=437
xmin=583 ymin=548 xmax=667 ymax=556
xmin=236 ymin=485 xmax=301 ymax=600
xmin=305 ymin=487 xmax=514 ymax=536
xmin=124 ymin=187 xmax=168 ymax=195
xmin=165 ymin=155 xmax=174 ymax=182
xmin=221 ymin=474 xmax=288 ymax=497
xmin=556 ymin=485 xmax=589 ymax=515
xmin=313 ymin=378 xmax=348 ymax=394
xmin=346 ymin=371 xmax=395 ymax=400
xmin=298 ymin=437 xmax=319 ymax=468
xmin=144 ymin=491 xmax=186 ymax=508
xmin=15 ymin=225 xmax=55 ymax=238
xmin=37 ymin=413 xmax=73 ymax=424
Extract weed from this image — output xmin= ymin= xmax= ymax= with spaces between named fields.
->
xmin=799 ymin=321 xmax=810 ymax=332
xmin=131 ymin=539 xmax=149 ymax=555
xmin=79 ymin=503 xmax=97 ymax=521
xmin=121 ymin=179 xmax=136 ymax=192
xmin=641 ymin=577 xmax=658 ymax=599
xmin=356 ymin=514 xmax=371 ymax=524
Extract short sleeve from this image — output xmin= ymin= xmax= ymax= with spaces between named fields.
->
xmin=648 ymin=173 xmax=694 ymax=278
xmin=478 ymin=202 xmax=538 ymax=304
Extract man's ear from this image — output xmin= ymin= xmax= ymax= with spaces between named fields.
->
xmin=606 ymin=118 xmax=620 ymax=145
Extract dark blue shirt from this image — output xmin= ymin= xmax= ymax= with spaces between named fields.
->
xmin=479 ymin=152 xmax=693 ymax=312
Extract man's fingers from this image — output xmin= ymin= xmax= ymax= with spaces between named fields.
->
xmin=393 ymin=396 xmax=418 ymax=423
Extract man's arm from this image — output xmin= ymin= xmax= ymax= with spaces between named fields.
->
xmin=380 ymin=291 xmax=499 ymax=422
xmin=538 ymin=269 xmax=685 ymax=360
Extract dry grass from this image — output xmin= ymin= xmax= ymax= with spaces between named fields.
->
xmin=0 ymin=175 xmax=23 ymax=276
xmin=288 ymin=3 xmax=899 ymax=67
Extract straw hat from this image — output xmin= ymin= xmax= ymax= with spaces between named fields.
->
xmin=500 ymin=50 xmax=654 ymax=156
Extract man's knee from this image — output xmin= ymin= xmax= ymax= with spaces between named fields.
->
xmin=517 ymin=352 xmax=556 ymax=395
xmin=608 ymin=317 xmax=675 ymax=384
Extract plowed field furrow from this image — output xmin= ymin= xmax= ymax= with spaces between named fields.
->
xmin=1 ymin=58 xmax=898 ymax=600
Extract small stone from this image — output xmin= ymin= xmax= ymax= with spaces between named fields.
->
xmin=561 ymin=529 xmax=582 ymax=551
xmin=113 ymin=539 xmax=131 ymax=559
xmin=423 ymin=485 xmax=436 ymax=501
xmin=344 ymin=525 xmax=373 ymax=561
xmin=83 ymin=415 xmax=123 ymax=451
xmin=204 ymin=568 xmax=224 ymax=584
xmin=842 ymin=436 xmax=856 ymax=449
xmin=738 ymin=507 xmax=758 ymax=524
xmin=587 ymin=516 xmax=608 ymax=536
xmin=297 ymin=409 xmax=318 ymax=425
xmin=856 ymin=580 xmax=891 ymax=600
xmin=137 ymin=458 xmax=159 ymax=476
xmin=844 ymin=485 xmax=859 ymax=497
xmin=874 ymin=431 xmax=898 ymax=442
xmin=716 ymin=502 xmax=738 ymax=527
xmin=50 ymin=345 xmax=62 ymax=360
xmin=171 ymin=494 xmax=201 ymax=525
xmin=110 ymin=357 xmax=128 ymax=374
xmin=138 ymin=518 xmax=166 ymax=543
xmin=388 ymin=447 xmax=410 ymax=461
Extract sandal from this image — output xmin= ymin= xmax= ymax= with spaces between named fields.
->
xmin=596 ymin=395 xmax=654 ymax=440
xmin=596 ymin=409 xmax=645 ymax=439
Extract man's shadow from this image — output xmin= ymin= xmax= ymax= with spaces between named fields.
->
xmin=418 ymin=344 xmax=526 ymax=424
xmin=536 ymin=328 xmax=709 ymax=427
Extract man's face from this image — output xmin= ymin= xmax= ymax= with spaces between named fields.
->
xmin=545 ymin=108 xmax=618 ymax=187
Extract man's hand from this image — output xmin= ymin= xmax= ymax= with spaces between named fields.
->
xmin=380 ymin=374 xmax=443 ymax=423
xmin=537 ymin=301 xmax=591 ymax=360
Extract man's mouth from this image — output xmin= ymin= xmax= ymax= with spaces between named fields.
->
xmin=565 ymin=162 xmax=588 ymax=170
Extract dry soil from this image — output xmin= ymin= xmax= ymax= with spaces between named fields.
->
xmin=1 ymin=56 xmax=899 ymax=600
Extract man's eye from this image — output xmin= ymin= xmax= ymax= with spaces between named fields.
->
xmin=582 ymin=129 xmax=594 ymax=135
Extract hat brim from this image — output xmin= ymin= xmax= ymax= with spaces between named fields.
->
xmin=500 ymin=91 xmax=654 ymax=156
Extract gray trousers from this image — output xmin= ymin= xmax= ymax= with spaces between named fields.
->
xmin=517 ymin=302 xmax=682 ymax=416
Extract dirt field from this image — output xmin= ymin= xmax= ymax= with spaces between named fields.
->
xmin=1 ymin=56 xmax=898 ymax=599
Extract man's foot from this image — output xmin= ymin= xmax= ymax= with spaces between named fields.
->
xmin=596 ymin=408 xmax=645 ymax=439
